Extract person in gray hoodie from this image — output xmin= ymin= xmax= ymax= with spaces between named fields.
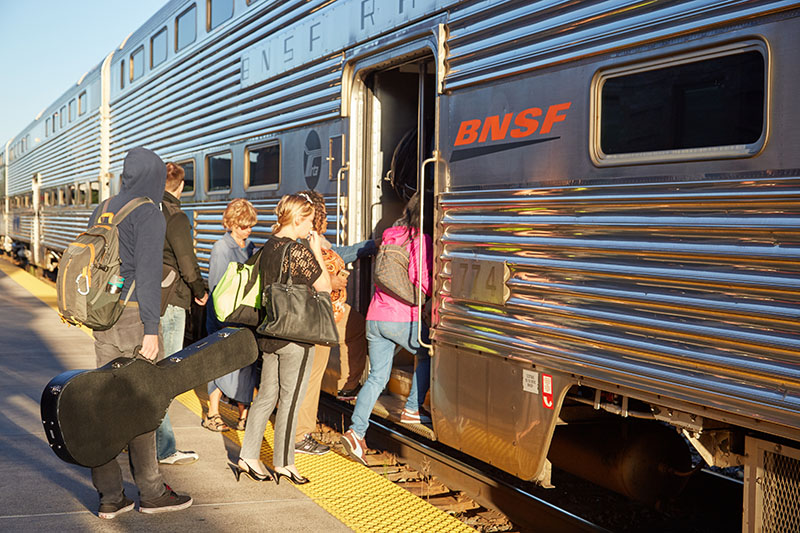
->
xmin=88 ymin=147 xmax=192 ymax=519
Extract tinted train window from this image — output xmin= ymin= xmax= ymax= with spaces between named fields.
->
xmin=246 ymin=143 xmax=280 ymax=188
xmin=179 ymin=160 xmax=195 ymax=193
xmin=119 ymin=60 xmax=125 ymax=89
xmin=46 ymin=118 xmax=51 ymax=137
xmin=208 ymin=0 xmax=233 ymax=30
xmin=151 ymin=27 xmax=168 ymax=67
xmin=69 ymin=99 xmax=76 ymax=121
xmin=78 ymin=92 xmax=87 ymax=115
xmin=130 ymin=46 xmax=145 ymax=81
xmin=60 ymin=106 xmax=66 ymax=128
xmin=595 ymin=44 xmax=766 ymax=164
xmin=176 ymin=5 xmax=197 ymax=51
xmin=207 ymin=152 xmax=231 ymax=191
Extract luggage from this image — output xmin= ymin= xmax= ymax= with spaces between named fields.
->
xmin=40 ymin=327 xmax=258 ymax=467
xmin=56 ymin=197 xmax=151 ymax=330
xmin=373 ymin=239 xmax=418 ymax=305
xmin=212 ymin=248 xmax=263 ymax=326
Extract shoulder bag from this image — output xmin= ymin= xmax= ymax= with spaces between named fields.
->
xmin=211 ymin=247 xmax=263 ymax=327
xmin=256 ymin=242 xmax=339 ymax=346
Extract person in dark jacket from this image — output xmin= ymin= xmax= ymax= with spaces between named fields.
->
xmin=155 ymin=162 xmax=208 ymax=465
xmin=89 ymin=147 xmax=192 ymax=519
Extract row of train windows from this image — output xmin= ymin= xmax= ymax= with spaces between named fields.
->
xmin=120 ymin=0 xmax=253 ymax=88
xmin=8 ymin=135 xmax=31 ymax=162
xmin=176 ymin=141 xmax=280 ymax=195
xmin=45 ymin=93 xmax=88 ymax=137
xmin=11 ymin=183 xmax=99 ymax=209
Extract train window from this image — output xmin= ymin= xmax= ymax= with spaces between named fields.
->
xmin=52 ymin=113 xmax=58 ymax=132
xmin=245 ymin=142 xmax=280 ymax=189
xmin=208 ymin=0 xmax=233 ymax=31
xmin=119 ymin=60 xmax=126 ymax=90
xmin=78 ymin=92 xmax=87 ymax=116
xmin=178 ymin=160 xmax=195 ymax=194
xmin=151 ymin=27 xmax=168 ymax=68
xmin=60 ymin=106 xmax=66 ymax=128
xmin=89 ymin=182 xmax=100 ymax=205
xmin=69 ymin=99 xmax=76 ymax=121
xmin=46 ymin=118 xmax=51 ymax=137
xmin=206 ymin=152 xmax=232 ymax=192
xmin=593 ymin=42 xmax=766 ymax=165
xmin=130 ymin=46 xmax=145 ymax=82
xmin=176 ymin=5 xmax=197 ymax=51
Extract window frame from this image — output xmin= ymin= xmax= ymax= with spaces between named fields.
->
xmin=244 ymin=140 xmax=281 ymax=191
xmin=175 ymin=4 xmax=197 ymax=52
xmin=130 ymin=45 xmax=146 ymax=82
xmin=176 ymin=159 xmax=196 ymax=197
xmin=205 ymin=150 xmax=233 ymax=193
xmin=151 ymin=26 xmax=168 ymax=68
xmin=590 ymin=40 xmax=768 ymax=167
xmin=59 ymin=106 xmax=67 ymax=128
xmin=69 ymin=99 xmax=76 ymax=121
xmin=78 ymin=92 xmax=87 ymax=116
xmin=207 ymin=0 xmax=234 ymax=31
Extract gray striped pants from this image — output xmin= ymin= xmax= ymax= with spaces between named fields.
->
xmin=239 ymin=342 xmax=313 ymax=468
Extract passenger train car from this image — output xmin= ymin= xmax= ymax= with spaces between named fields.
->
xmin=3 ymin=1 xmax=800 ymax=528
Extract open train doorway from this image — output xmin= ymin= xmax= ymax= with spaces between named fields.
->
xmin=332 ymin=50 xmax=438 ymax=424
xmin=350 ymin=53 xmax=437 ymax=311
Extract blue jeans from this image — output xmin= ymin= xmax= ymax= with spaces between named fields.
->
xmin=156 ymin=304 xmax=186 ymax=459
xmin=349 ymin=320 xmax=430 ymax=438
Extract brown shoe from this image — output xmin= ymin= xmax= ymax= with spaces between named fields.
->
xmin=201 ymin=414 xmax=229 ymax=432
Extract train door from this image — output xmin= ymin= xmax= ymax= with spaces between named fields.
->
xmin=337 ymin=48 xmax=438 ymax=422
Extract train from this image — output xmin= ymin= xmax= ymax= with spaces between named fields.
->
xmin=3 ymin=1 xmax=800 ymax=529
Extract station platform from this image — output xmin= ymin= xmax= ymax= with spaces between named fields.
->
xmin=0 ymin=261 xmax=472 ymax=532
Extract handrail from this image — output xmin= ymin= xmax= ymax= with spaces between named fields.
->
xmin=417 ymin=151 xmax=438 ymax=349
xmin=336 ymin=164 xmax=349 ymax=246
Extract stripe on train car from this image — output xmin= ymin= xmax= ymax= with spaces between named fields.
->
xmin=0 ymin=258 xmax=470 ymax=533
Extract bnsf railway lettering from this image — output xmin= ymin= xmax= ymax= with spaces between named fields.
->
xmin=454 ymin=102 xmax=571 ymax=146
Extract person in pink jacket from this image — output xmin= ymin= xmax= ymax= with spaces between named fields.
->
xmin=341 ymin=191 xmax=433 ymax=465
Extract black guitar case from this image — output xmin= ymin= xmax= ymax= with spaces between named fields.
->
xmin=40 ymin=327 xmax=258 ymax=467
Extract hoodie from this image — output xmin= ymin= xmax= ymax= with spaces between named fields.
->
xmin=89 ymin=147 xmax=166 ymax=335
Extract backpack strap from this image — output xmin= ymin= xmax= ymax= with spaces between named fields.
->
xmin=112 ymin=197 xmax=153 ymax=225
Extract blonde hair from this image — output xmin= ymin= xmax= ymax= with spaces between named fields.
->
xmin=223 ymin=198 xmax=257 ymax=229
xmin=272 ymin=193 xmax=315 ymax=233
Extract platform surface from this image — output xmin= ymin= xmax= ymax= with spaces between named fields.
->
xmin=0 ymin=261 xmax=472 ymax=532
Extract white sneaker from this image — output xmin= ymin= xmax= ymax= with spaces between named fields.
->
xmin=159 ymin=450 xmax=199 ymax=465
xmin=340 ymin=429 xmax=368 ymax=466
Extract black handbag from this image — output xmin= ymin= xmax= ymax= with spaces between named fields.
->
xmin=256 ymin=241 xmax=339 ymax=346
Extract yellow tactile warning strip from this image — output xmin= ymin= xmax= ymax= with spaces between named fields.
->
xmin=1 ymin=260 xmax=473 ymax=532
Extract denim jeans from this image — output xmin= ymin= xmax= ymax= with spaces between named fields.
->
xmin=155 ymin=304 xmax=186 ymax=460
xmin=349 ymin=320 xmax=430 ymax=438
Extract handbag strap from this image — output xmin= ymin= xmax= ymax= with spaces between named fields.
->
xmin=274 ymin=240 xmax=295 ymax=286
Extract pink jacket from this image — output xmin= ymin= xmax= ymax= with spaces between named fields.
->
xmin=366 ymin=225 xmax=433 ymax=322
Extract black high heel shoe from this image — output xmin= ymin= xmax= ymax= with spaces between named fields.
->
xmin=273 ymin=468 xmax=310 ymax=486
xmin=230 ymin=460 xmax=271 ymax=482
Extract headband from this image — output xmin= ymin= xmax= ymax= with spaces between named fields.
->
xmin=297 ymin=192 xmax=313 ymax=204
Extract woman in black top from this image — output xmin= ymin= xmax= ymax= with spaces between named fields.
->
xmin=233 ymin=193 xmax=331 ymax=485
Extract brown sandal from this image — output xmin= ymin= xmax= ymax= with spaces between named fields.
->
xmin=202 ymin=414 xmax=230 ymax=432
xmin=236 ymin=417 xmax=247 ymax=431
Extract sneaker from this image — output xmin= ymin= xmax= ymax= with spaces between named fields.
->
xmin=340 ymin=429 xmax=368 ymax=466
xmin=295 ymin=434 xmax=330 ymax=455
xmin=139 ymin=485 xmax=193 ymax=514
xmin=336 ymin=385 xmax=361 ymax=401
xmin=159 ymin=450 xmax=199 ymax=465
xmin=400 ymin=408 xmax=432 ymax=424
xmin=98 ymin=497 xmax=134 ymax=519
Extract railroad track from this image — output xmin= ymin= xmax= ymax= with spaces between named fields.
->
xmin=318 ymin=393 xmax=609 ymax=533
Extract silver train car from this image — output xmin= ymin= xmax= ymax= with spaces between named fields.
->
xmin=3 ymin=1 xmax=800 ymax=528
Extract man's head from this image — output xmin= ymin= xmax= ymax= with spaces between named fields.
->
xmin=165 ymin=162 xmax=185 ymax=196
xmin=120 ymin=147 xmax=166 ymax=201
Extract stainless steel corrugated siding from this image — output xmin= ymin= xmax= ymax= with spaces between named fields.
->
xmin=436 ymin=178 xmax=800 ymax=430
xmin=444 ymin=0 xmax=798 ymax=90
xmin=6 ymin=112 xmax=102 ymax=196
xmin=8 ymin=211 xmax=34 ymax=243
xmin=110 ymin=0 xmax=342 ymax=163
xmin=41 ymin=210 xmax=94 ymax=252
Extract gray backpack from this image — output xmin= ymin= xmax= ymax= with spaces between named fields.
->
xmin=56 ymin=197 xmax=151 ymax=330
xmin=373 ymin=237 xmax=418 ymax=306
